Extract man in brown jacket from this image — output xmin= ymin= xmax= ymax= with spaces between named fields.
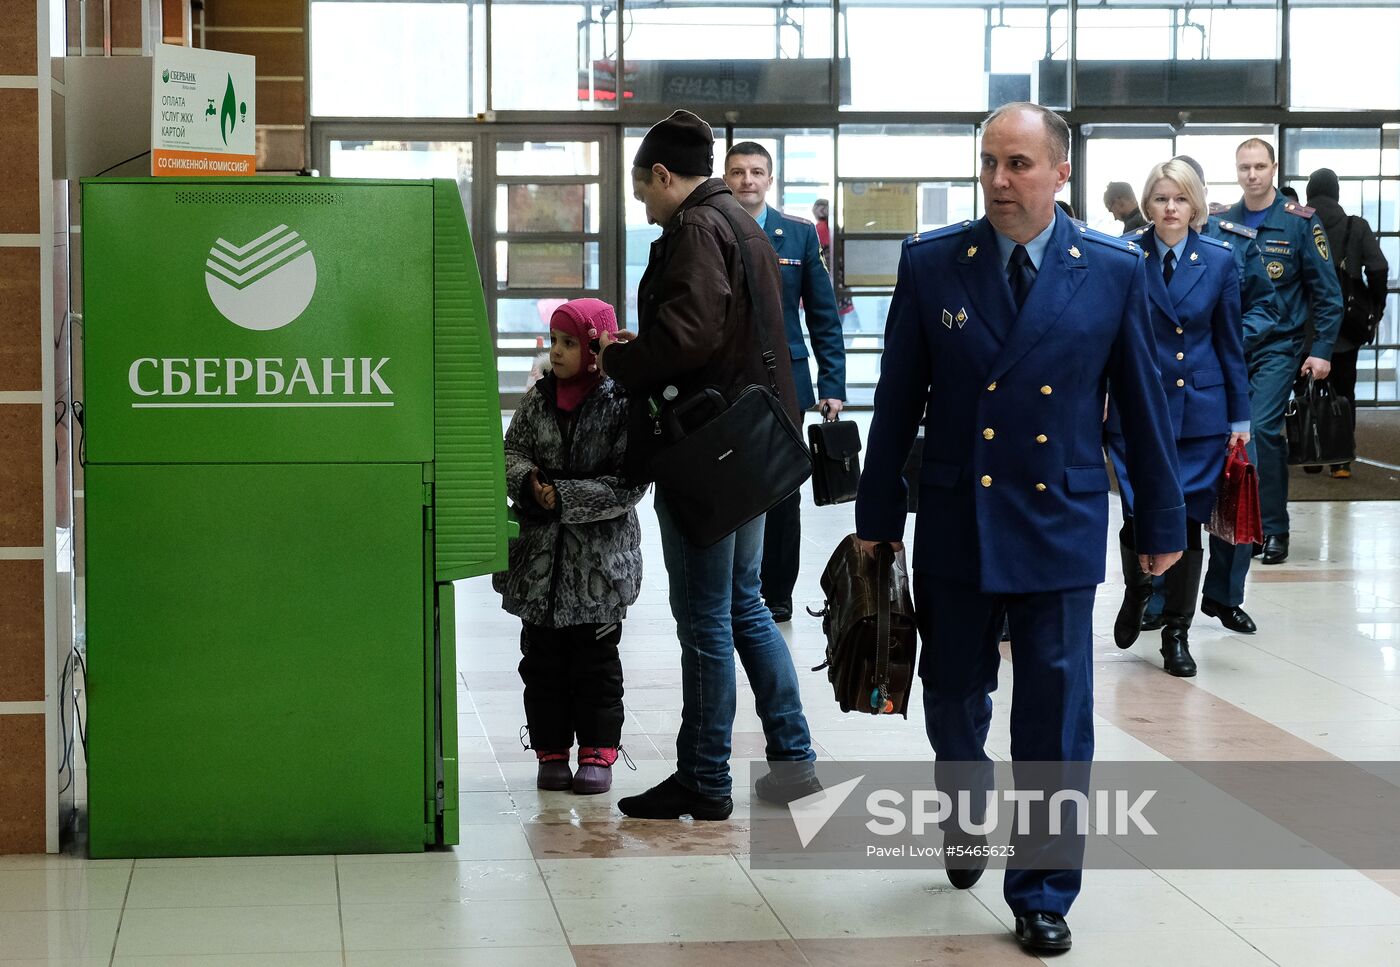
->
xmin=599 ymin=110 xmax=816 ymax=820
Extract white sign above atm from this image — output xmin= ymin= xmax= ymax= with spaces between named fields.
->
xmin=151 ymin=43 xmax=256 ymax=177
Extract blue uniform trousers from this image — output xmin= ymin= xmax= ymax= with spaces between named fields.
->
xmin=915 ymin=573 xmax=1095 ymax=916
xmin=1251 ymin=336 xmax=1304 ymax=537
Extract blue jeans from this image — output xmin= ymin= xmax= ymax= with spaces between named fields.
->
xmin=655 ymin=489 xmax=815 ymax=797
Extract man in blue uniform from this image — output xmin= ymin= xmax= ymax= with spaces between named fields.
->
xmin=1220 ymin=139 xmax=1342 ymax=565
xmin=853 ymin=103 xmax=1184 ymax=954
xmin=1139 ymin=155 xmax=1282 ymax=635
xmin=723 ymin=141 xmax=847 ymax=622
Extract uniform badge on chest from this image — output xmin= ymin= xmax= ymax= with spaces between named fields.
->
xmin=942 ymin=307 xmax=969 ymax=329
xmin=1266 ymin=261 xmax=1284 ymax=280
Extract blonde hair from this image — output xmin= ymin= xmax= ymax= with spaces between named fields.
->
xmin=1140 ymin=160 xmax=1208 ymax=231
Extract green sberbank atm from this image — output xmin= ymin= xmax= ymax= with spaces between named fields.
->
xmin=82 ymin=177 xmax=508 ymax=858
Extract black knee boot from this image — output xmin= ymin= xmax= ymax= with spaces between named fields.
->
xmin=1160 ymin=548 xmax=1203 ymax=678
xmin=1115 ymin=521 xmax=1153 ymax=649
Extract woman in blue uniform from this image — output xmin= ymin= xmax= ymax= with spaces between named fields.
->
xmin=1110 ymin=159 xmax=1251 ymax=677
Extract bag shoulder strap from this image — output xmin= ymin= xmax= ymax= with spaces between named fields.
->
xmin=873 ymin=543 xmax=893 ymax=712
xmin=704 ymin=199 xmax=782 ymax=395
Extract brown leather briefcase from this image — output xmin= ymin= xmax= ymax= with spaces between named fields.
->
xmin=809 ymin=535 xmax=918 ymax=717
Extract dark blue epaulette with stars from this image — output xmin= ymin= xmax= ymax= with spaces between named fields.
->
xmin=1196 ymin=233 xmax=1233 ymax=252
xmin=1077 ymin=222 xmax=1143 ymax=256
xmin=908 ymin=221 xmax=972 ymax=246
xmin=1214 ymin=218 xmax=1257 ymax=240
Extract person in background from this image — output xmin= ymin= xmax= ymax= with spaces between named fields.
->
xmin=1157 ymin=154 xmax=1282 ymax=638
xmin=496 ymin=299 xmax=645 ymax=796
xmin=1104 ymin=181 xmax=1148 ymax=232
xmin=813 ymin=197 xmax=858 ymax=321
xmin=723 ymin=142 xmax=847 ymax=621
xmin=1305 ymin=167 xmax=1389 ymax=478
xmin=599 ymin=110 xmax=818 ymax=820
xmin=1222 ymin=139 xmax=1342 ymax=565
xmin=1111 ymin=161 xmax=1249 ymax=677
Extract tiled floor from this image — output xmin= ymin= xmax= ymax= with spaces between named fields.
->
xmin=7 ymin=449 xmax=1400 ymax=964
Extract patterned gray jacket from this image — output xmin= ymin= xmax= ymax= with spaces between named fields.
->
xmin=493 ymin=370 xmax=646 ymax=628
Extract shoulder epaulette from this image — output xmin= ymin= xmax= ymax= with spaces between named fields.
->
xmin=1080 ymin=226 xmax=1142 ymax=255
xmin=779 ymin=212 xmax=814 ymax=227
xmin=1070 ymin=217 xmax=1088 ymax=231
xmin=1196 ymin=233 xmax=1232 ymax=251
xmin=1215 ymin=219 xmax=1257 ymax=240
xmin=1283 ymin=202 xmax=1316 ymax=219
xmin=909 ymin=220 xmax=972 ymax=245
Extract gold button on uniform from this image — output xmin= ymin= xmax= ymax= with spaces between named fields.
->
xmin=1176 ymin=378 xmax=1185 ymax=387
xmin=1035 ymin=434 xmax=1048 ymax=444
xmin=1035 ymin=483 xmax=1047 ymax=492
xmin=1040 ymin=385 xmax=1053 ymax=396
xmin=987 ymin=382 xmax=997 ymax=392
xmin=983 ymin=428 xmax=995 ymax=440
xmin=1176 ymin=327 xmax=1184 ymax=334
xmin=1176 ymin=352 xmax=1185 ymax=360
xmin=981 ymin=475 xmax=992 ymax=487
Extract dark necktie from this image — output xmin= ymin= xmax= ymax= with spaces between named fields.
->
xmin=1007 ymin=244 xmax=1035 ymax=311
xmin=1163 ymin=250 xmax=1176 ymax=285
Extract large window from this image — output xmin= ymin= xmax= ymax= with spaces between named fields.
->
xmin=1284 ymin=126 xmax=1400 ymax=403
xmin=1290 ymin=4 xmax=1400 ymax=112
xmin=842 ymin=0 xmax=1069 ymax=111
xmin=311 ymin=1 xmax=485 ymax=117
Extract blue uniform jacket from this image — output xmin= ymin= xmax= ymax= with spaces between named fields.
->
xmin=1110 ymin=225 xmax=1250 ymax=439
xmin=1205 ymin=216 xmax=1281 ymax=356
xmin=764 ymin=206 xmax=846 ymax=409
xmin=854 ymin=210 xmax=1185 ymax=594
xmin=1221 ymin=195 xmax=1343 ymax=359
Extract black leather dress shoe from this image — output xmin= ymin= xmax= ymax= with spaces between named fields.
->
xmin=767 ymin=601 xmax=793 ymax=623
xmin=1015 ymin=911 xmax=1072 ymax=953
xmin=1261 ymin=533 xmax=1289 ymax=565
xmin=1140 ymin=612 xmax=1166 ymax=632
xmin=618 ymin=774 xmax=733 ymax=821
xmin=942 ymin=834 xmax=988 ymax=889
xmin=1200 ymin=597 xmax=1257 ymax=634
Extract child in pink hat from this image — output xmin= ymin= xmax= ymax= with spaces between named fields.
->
xmin=494 ymin=299 xmax=643 ymax=794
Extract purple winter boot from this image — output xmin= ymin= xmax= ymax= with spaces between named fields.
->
xmin=572 ymin=747 xmax=618 ymax=795
xmin=536 ymin=750 xmax=573 ymax=791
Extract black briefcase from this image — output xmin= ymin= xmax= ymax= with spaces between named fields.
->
xmin=808 ymin=419 xmax=862 ymax=506
xmin=648 ymin=384 xmax=812 ymax=548
xmin=1285 ymin=376 xmax=1355 ymax=467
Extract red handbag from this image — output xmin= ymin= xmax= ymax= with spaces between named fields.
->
xmin=1207 ymin=441 xmax=1263 ymax=546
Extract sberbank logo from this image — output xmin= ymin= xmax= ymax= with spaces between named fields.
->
xmin=205 ymin=224 xmax=317 ymax=331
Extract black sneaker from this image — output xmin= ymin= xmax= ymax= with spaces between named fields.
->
xmin=618 ymin=774 xmax=733 ymax=821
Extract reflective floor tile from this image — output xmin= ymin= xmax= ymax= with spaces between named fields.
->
xmin=539 ymin=855 xmax=752 ymax=900
xmin=113 ymin=905 xmax=342 ymax=957
xmin=337 ymin=859 xmax=549 ymax=905
xmin=341 ymin=899 xmax=565 ymax=950
xmin=124 ymin=863 xmax=338 ymax=909
xmin=0 ymin=866 xmax=130 ymax=911
xmin=0 ymin=909 xmax=121 ymax=960
xmin=554 ymin=893 xmax=788 ymax=945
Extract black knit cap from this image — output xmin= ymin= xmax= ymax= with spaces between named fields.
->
xmin=1306 ymin=167 xmax=1340 ymax=202
xmin=633 ymin=110 xmax=714 ymax=176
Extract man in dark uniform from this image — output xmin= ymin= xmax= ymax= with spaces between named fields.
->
xmin=854 ymin=103 xmax=1184 ymax=954
xmin=1104 ymin=181 xmax=1148 ymax=232
xmin=722 ymin=142 xmax=847 ymax=622
xmin=1144 ymin=155 xmax=1282 ymax=636
xmin=1221 ymin=138 xmax=1342 ymax=565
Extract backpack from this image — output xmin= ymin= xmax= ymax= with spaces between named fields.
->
xmin=1337 ymin=216 xmax=1380 ymax=346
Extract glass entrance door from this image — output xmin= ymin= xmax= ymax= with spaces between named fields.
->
xmin=488 ymin=129 xmax=618 ymax=406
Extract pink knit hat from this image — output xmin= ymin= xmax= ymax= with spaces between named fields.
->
xmin=549 ymin=298 xmax=618 ymax=411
